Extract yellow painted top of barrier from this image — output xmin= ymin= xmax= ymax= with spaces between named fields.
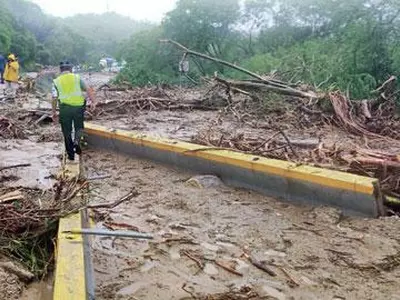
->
xmin=53 ymin=213 xmax=86 ymax=300
xmin=54 ymin=156 xmax=87 ymax=300
xmin=85 ymin=123 xmax=376 ymax=195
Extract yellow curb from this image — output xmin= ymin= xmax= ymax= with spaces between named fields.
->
xmin=85 ymin=123 xmax=376 ymax=195
xmin=53 ymin=156 xmax=87 ymax=300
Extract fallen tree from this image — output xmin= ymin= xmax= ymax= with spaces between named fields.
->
xmin=162 ymin=40 xmax=399 ymax=142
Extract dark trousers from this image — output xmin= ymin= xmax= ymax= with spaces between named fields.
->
xmin=59 ymin=104 xmax=84 ymax=160
xmin=0 ymin=68 xmax=4 ymax=84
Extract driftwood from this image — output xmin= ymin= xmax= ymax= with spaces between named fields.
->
xmin=0 ymin=261 xmax=35 ymax=282
xmin=342 ymin=156 xmax=400 ymax=168
xmin=371 ymin=76 xmax=398 ymax=108
xmin=243 ymin=253 xmax=276 ymax=277
xmin=161 ymin=40 xmax=282 ymax=86
xmin=215 ymin=76 xmax=317 ymax=99
xmin=181 ymin=250 xmax=204 ymax=269
xmin=0 ymin=164 xmax=31 ymax=172
xmin=214 ymin=260 xmax=243 ymax=277
xmin=161 ymin=39 xmax=317 ymax=99
xmin=0 ymin=191 xmax=25 ymax=203
xmin=87 ymin=190 xmax=139 ymax=209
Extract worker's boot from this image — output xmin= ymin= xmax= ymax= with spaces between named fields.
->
xmin=74 ymin=143 xmax=82 ymax=156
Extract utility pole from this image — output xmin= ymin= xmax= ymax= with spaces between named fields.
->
xmin=106 ymin=0 xmax=110 ymax=12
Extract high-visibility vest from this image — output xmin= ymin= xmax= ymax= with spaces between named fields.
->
xmin=4 ymin=61 xmax=19 ymax=82
xmin=53 ymin=73 xmax=84 ymax=106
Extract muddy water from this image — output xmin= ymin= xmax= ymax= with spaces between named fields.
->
xmin=86 ymin=149 xmax=400 ymax=300
xmin=20 ymin=277 xmax=53 ymax=300
xmin=1 ymin=139 xmax=61 ymax=189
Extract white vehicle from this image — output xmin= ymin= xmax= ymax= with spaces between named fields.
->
xmin=99 ymin=58 xmax=125 ymax=72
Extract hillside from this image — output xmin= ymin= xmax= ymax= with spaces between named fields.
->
xmin=0 ymin=0 xmax=150 ymax=67
xmin=62 ymin=12 xmax=152 ymax=60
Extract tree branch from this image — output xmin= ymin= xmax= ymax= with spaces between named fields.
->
xmin=160 ymin=39 xmax=306 ymax=92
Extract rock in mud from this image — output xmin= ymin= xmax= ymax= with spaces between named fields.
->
xmin=186 ymin=175 xmax=224 ymax=188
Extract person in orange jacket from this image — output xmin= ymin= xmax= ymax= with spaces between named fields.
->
xmin=3 ymin=54 xmax=19 ymax=98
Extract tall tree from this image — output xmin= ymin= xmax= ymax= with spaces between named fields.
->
xmin=163 ymin=0 xmax=240 ymax=56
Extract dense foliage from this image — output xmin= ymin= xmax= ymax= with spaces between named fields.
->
xmin=119 ymin=0 xmax=400 ymax=99
xmin=0 ymin=0 xmax=148 ymax=69
xmin=2 ymin=0 xmax=400 ymax=98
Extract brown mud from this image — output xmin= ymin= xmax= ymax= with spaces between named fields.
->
xmin=87 ymin=149 xmax=400 ymax=300
xmin=1 ymin=72 xmax=400 ymax=299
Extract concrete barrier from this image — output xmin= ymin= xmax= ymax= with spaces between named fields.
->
xmin=53 ymin=159 xmax=94 ymax=300
xmin=84 ymin=123 xmax=384 ymax=217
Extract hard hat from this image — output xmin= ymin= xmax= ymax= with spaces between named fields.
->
xmin=59 ymin=61 xmax=73 ymax=68
xmin=8 ymin=54 xmax=16 ymax=61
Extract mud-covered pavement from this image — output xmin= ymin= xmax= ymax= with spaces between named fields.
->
xmin=87 ymin=149 xmax=400 ymax=300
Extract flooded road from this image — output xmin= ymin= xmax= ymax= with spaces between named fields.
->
xmin=20 ymin=277 xmax=53 ymax=300
xmin=86 ymin=149 xmax=400 ymax=300
xmin=1 ymin=71 xmax=400 ymax=299
xmin=0 ymin=139 xmax=61 ymax=189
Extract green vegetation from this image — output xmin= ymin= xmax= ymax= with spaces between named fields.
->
xmin=1 ymin=0 xmax=399 ymax=98
xmin=0 ymin=0 xmax=149 ymax=69
xmin=119 ymin=0 xmax=400 ymax=99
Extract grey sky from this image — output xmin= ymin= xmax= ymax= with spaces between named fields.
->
xmin=29 ymin=0 xmax=177 ymax=22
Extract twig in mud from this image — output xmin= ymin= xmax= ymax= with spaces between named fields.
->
xmin=87 ymin=190 xmax=139 ymax=209
xmin=278 ymin=267 xmax=300 ymax=287
xmin=61 ymin=181 xmax=89 ymax=203
xmin=164 ymin=237 xmax=199 ymax=245
xmin=181 ymin=250 xmax=204 ymax=269
xmin=103 ymin=221 xmax=140 ymax=232
xmin=0 ymin=163 xmax=31 ymax=172
xmin=279 ymin=130 xmax=299 ymax=159
xmin=324 ymin=248 xmax=352 ymax=256
xmin=242 ymin=253 xmax=276 ymax=276
xmin=252 ymin=132 xmax=281 ymax=152
xmin=182 ymin=283 xmax=198 ymax=299
xmin=214 ymin=260 xmax=243 ymax=277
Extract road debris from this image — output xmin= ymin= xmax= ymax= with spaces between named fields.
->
xmin=2 ymin=70 xmax=400 ymax=299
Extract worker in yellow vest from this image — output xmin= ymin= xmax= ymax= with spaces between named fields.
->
xmin=52 ymin=61 xmax=96 ymax=162
xmin=3 ymin=54 xmax=19 ymax=98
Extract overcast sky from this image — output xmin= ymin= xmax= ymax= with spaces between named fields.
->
xmin=30 ymin=0 xmax=177 ymax=22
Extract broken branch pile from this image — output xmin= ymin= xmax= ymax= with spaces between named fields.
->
xmin=160 ymin=40 xmax=400 ymax=207
xmin=94 ymin=85 xmax=220 ymax=117
xmin=0 ymin=116 xmax=26 ymax=139
xmin=163 ymin=39 xmax=400 ymax=140
xmin=0 ymin=177 xmax=89 ymax=276
xmin=193 ymin=127 xmax=400 ymax=207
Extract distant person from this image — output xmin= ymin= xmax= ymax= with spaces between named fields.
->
xmin=52 ymin=61 xmax=96 ymax=162
xmin=106 ymin=57 xmax=113 ymax=72
xmin=3 ymin=54 xmax=19 ymax=97
xmin=0 ymin=54 xmax=5 ymax=84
